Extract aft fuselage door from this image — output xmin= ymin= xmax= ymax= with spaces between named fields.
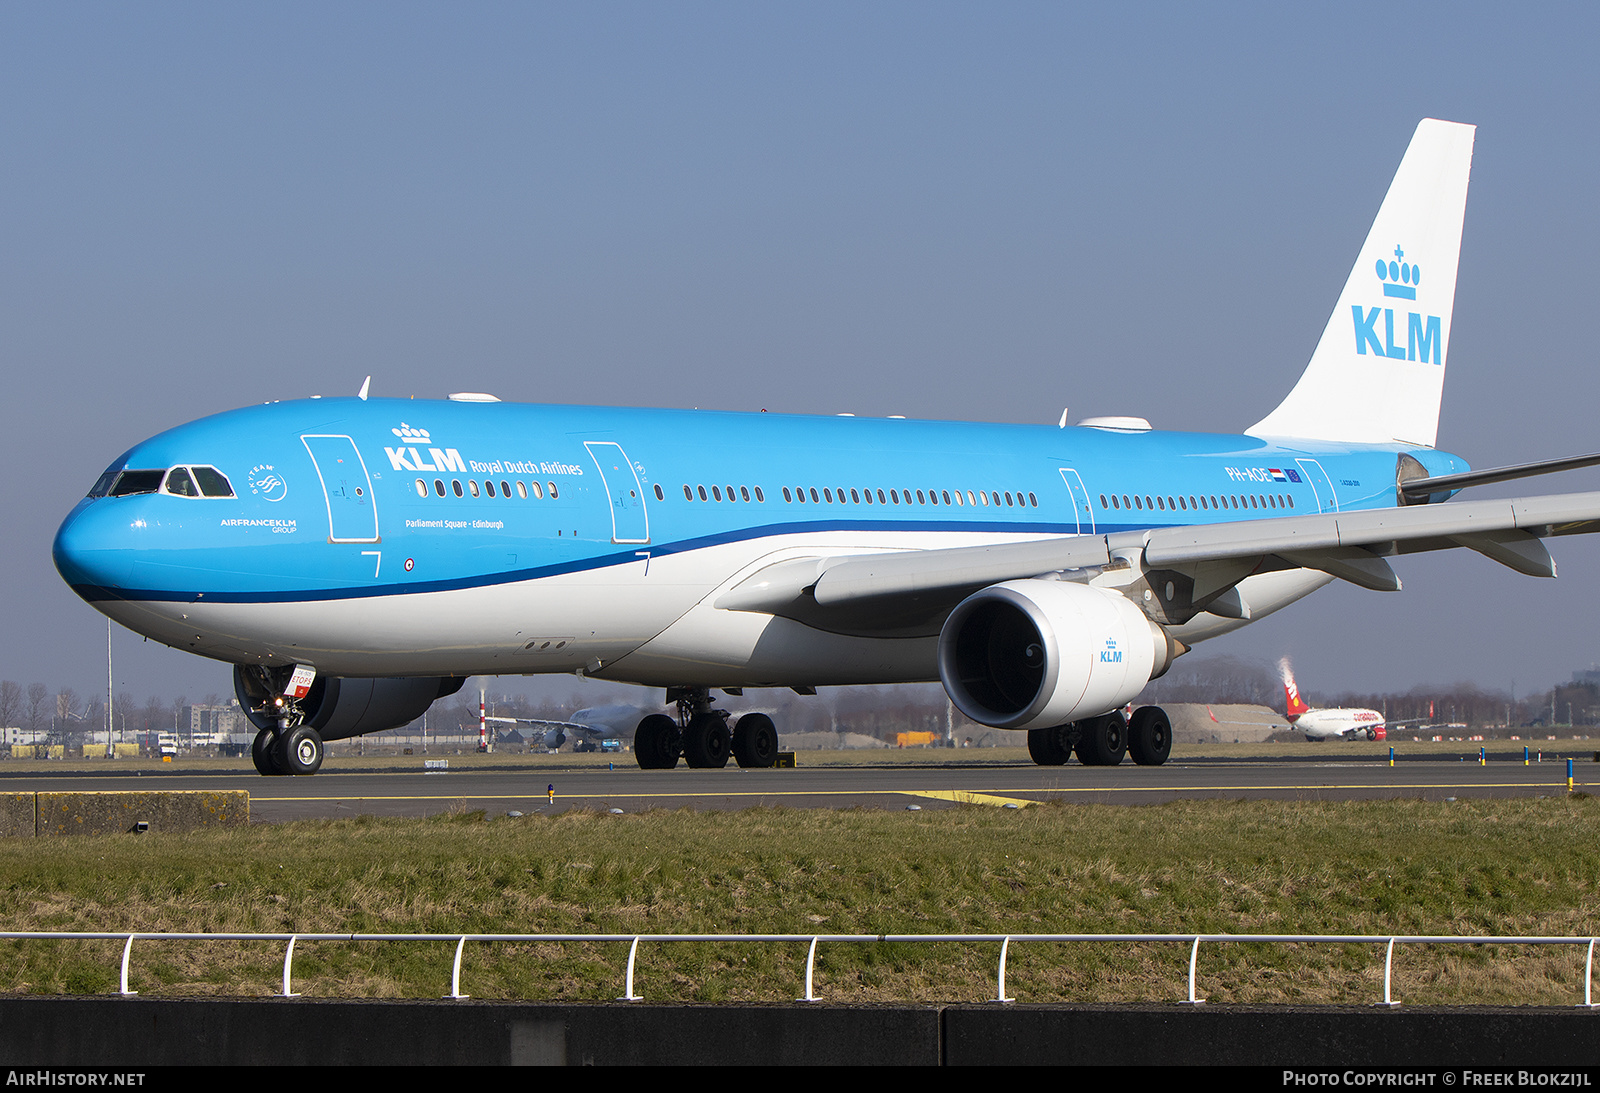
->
xmin=584 ymin=441 xmax=650 ymax=544
xmin=1294 ymin=458 xmax=1339 ymax=513
xmin=301 ymin=434 xmax=379 ymax=543
xmin=1057 ymin=468 xmax=1095 ymax=534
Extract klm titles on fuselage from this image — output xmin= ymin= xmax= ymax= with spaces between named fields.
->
xmin=382 ymin=446 xmax=585 ymax=478
xmin=1353 ymin=244 xmax=1442 ymax=364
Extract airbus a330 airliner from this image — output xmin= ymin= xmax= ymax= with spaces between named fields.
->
xmin=51 ymin=119 xmax=1600 ymax=776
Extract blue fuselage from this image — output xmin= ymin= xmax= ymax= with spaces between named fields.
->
xmin=52 ymin=397 xmax=1466 ymax=686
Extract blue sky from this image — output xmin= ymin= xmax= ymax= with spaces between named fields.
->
xmin=5 ymin=3 xmax=1599 ymax=705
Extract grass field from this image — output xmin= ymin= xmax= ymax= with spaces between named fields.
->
xmin=0 ymin=795 xmax=1596 ymax=1006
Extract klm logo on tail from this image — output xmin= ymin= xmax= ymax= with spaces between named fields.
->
xmin=1352 ymin=244 xmax=1442 ymax=364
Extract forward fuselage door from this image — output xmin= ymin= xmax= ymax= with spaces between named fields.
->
xmin=1294 ymin=458 xmax=1339 ymax=513
xmin=1057 ymin=468 xmax=1095 ymax=534
xmin=584 ymin=441 xmax=650 ymax=544
xmin=301 ymin=434 xmax=379 ymax=543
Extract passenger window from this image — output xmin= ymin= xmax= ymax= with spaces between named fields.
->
xmin=531 ymin=481 xmax=543 ymax=499
xmin=850 ymin=488 xmax=860 ymax=504
xmin=712 ymin=486 xmax=722 ymax=501
xmin=468 ymin=480 xmax=480 ymax=498
xmin=942 ymin=490 xmax=952 ymax=505
xmin=684 ymin=485 xmax=693 ymax=500
xmin=823 ymin=488 xmax=832 ymax=503
xmin=518 ymin=482 xmax=530 ymax=500
xmin=741 ymin=486 xmax=750 ymax=502
xmin=698 ymin=485 xmax=708 ymax=501
xmin=810 ymin=488 xmax=820 ymax=503
xmin=435 ymin=479 xmax=446 ymax=497
xmin=1028 ymin=492 xmax=1037 ymax=507
xmin=878 ymin=489 xmax=887 ymax=504
xmin=484 ymin=481 xmax=496 ymax=497
xmin=656 ymin=484 xmax=666 ymax=501
xmin=890 ymin=490 xmax=899 ymax=504
xmin=415 ymin=479 xmax=427 ymax=497
xmin=547 ymin=482 xmax=558 ymax=499
xmin=754 ymin=487 xmax=764 ymax=502
xmin=502 ymin=480 xmax=512 ymax=498
xmin=783 ymin=487 xmax=793 ymax=502
xmin=452 ymin=480 xmax=464 ymax=497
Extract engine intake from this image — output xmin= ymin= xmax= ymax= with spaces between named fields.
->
xmin=938 ymin=580 xmax=1176 ymax=730
xmin=234 ymin=666 xmax=465 ymax=742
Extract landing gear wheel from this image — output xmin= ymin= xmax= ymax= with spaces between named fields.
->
xmin=1074 ymin=711 xmax=1128 ymax=766
xmin=682 ymin=712 xmax=731 ymax=769
xmin=1027 ymin=724 xmax=1073 ymax=766
xmin=634 ymin=714 xmax=681 ymax=769
xmin=251 ymin=729 xmax=284 ymax=776
xmin=1127 ymin=706 xmax=1172 ymax=766
xmin=278 ymin=725 xmax=324 ymax=776
xmin=732 ymin=713 xmax=779 ymax=768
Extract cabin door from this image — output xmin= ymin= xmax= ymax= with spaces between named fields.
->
xmin=301 ymin=434 xmax=380 ymax=543
xmin=584 ymin=441 xmax=650 ymax=544
xmin=1057 ymin=468 xmax=1096 ymax=534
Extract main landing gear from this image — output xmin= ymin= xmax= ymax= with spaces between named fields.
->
xmin=634 ymin=687 xmax=781 ymax=770
xmin=1026 ymin=705 xmax=1172 ymax=767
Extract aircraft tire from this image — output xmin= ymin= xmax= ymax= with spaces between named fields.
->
xmin=278 ymin=726 xmax=324 ymax=776
xmin=1127 ymin=706 xmax=1172 ymax=766
xmin=251 ymin=729 xmax=284 ymax=776
xmin=682 ymin=712 xmax=731 ymax=769
xmin=1074 ymin=711 xmax=1127 ymax=766
xmin=1027 ymin=725 xmax=1073 ymax=766
xmin=732 ymin=713 xmax=779 ymax=768
xmin=634 ymin=714 xmax=681 ymax=769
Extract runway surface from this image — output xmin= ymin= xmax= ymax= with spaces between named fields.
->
xmin=2 ymin=753 xmax=1591 ymax=821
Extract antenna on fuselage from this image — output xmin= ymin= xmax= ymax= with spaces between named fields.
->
xmin=1057 ymin=406 xmax=1069 ymax=428
xmin=357 ymin=376 xmax=371 ymax=401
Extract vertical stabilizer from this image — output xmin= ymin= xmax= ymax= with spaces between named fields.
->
xmin=1247 ymin=119 xmax=1475 ymax=447
xmin=1280 ymin=657 xmax=1310 ymax=721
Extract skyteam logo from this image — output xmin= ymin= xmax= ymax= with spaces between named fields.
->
xmin=1352 ymin=244 xmax=1442 ymax=364
xmin=247 ymin=464 xmax=288 ymax=502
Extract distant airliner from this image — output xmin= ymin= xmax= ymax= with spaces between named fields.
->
xmin=1280 ymin=659 xmax=1393 ymax=742
xmin=51 ymin=119 xmax=1600 ymax=776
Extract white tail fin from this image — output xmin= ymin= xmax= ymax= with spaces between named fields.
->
xmin=1248 ymin=119 xmax=1475 ymax=447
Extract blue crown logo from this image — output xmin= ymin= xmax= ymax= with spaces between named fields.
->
xmin=1374 ymin=245 xmax=1419 ymax=300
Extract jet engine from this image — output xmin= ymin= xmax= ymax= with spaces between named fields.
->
xmin=937 ymin=580 xmax=1178 ymax=730
xmin=234 ymin=666 xmax=466 ymax=742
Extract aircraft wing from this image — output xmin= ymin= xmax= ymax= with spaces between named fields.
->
xmin=715 ymin=490 xmax=1600 ymax=629
xmin=483 ymin=716 xmax=607 ymax=737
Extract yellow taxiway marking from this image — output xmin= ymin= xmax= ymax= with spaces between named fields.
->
xmin=902 ymin=789 xmax=1035 ymax=808
xmin=251 ymin=779 xmax=1590 ymax=806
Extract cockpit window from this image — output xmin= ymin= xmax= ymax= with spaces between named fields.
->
xmin=108 ymin=470 xmax=165 ymax=497
xmin=190 ymin=466 xmax=235 ymax=498
xmin=87 ymin=469 xmax=121 ymax=499
xmin=164 ymin=468 xmax=200 ymax=497
xmin=96 ymin=465 xmax=235 ymax=499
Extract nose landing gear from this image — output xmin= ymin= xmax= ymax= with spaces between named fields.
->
xmin=240 ymin=664 xmax=325 ymax=777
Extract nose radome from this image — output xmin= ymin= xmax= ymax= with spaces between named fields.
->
xmin=52 ymin=500 xmax=133 ymax=594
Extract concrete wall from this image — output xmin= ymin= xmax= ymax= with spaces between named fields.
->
xmin=0 ymin=997 xmax=1594 ymax=1065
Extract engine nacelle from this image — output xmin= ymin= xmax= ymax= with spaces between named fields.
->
xmin=938 ymin=580 xmax=1176 ymax=730
xmin=234 ymin=666 xmax=466 ymax=742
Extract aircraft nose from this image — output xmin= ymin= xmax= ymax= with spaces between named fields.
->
xmin=53 ymin=500 xmax=134 ymax=595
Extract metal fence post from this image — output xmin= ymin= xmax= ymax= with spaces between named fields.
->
xmin=281 ymin=935 xmax=300 ymax=998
